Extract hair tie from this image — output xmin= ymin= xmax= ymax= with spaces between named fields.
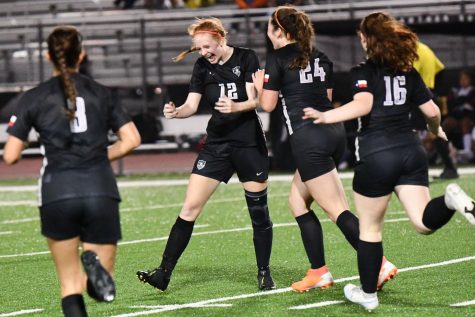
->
xmin=194 ymin=30 xmax=222 ymax=37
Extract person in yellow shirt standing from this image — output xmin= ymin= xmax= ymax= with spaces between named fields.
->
xmin=412 ymin=42 xmax=459 ymax=179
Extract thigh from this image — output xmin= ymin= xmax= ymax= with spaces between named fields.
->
xmin=353 ymin=191 xmax=391 ymax=242
xmin=232 ymin=146 xmax=269 ymax=183
xmin=192 ymin=143 xmax=234 ymax=183
xmin=289 ymin=170 xmax=315 ymax=217
xmin=291 ymin=123 xmax=346 ymax=182
xmin=81 ymin=197 xmax=121 ymax=244
xmin=180 ymin=173 xmax=221 ymax=221
xmin=47 ymin=237 xmax=84 ymax=297
xmin=304 ymin=168 xmax=349 ymax=222
xmin=394 ymin=184 xmax=431 ymax=233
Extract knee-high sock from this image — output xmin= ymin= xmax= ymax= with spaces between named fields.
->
xmin=245 ymin=189 xmax=273 ymax=269
xmin=336 ymin=210 xmax=359 ymax=250
xmin=160 ymin=216 xmax=195 ymax=271
xmin=295 ymin=210 xmax=325 ymax=269
xmin=358 ymin=240 xmax=383 ymax=294
xmin=422 ymin=196 xmax=455 ymax=231
xmin=61 ymin=294 xmax=87 ymax=317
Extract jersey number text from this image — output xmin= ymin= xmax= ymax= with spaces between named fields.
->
xmin=299 ymin=58 xmax=326 ymax=83
xmin=70 ymin=97 xmax=88 ymax=133
xmin=383 ymin=75 xmax=407 ymax=106
xmin=219 ymin=83 xmax=238 ymax=100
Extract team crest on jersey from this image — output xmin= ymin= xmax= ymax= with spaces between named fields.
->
xmin=197 ymin=159 xmax=206 ymax=170
xmin=232 ymin=66 xmax=241 ymax=77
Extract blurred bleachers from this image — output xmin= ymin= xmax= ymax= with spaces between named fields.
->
xmin=0 ymin=0 xmax=474 ymax=92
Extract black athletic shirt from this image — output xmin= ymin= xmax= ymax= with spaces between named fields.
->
xmin=7 ymin=73 xmax=131 ymax=205
xmin=351 ymin=60 xmax=432 ymax=159
xmin=189 ymin=46 xmax=263 ymax=146
xmin=263 ymin=43 xmax=333 ymax=134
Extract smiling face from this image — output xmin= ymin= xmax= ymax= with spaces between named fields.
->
xmin=192 ymin=33 xmax=224 ymax=64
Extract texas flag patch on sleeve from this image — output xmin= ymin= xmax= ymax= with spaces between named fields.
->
xmin=8 ymin=115 xmax=17 ymax=127
xmin=356 ymin=80 xmax=368 ymax=88
xmin=264 ymin=74 xmax=270 ymax=83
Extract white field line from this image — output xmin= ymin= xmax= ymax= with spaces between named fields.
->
xmin=1 ymin=167 xmax=475 ymax=193
xmin=450 ymin=299 xmax=475 ymax=307
xmin=288 ymin=255 xmax=475 ymax=310
xmin=0 ymin=231 xmax=14 ymax=235
xmin=112 ymin=255 xmax=475 ymax=317
xmin=289 ymin=300 xmax=345 ymax=309
xmin=0 ymin=309 xmax=43 ymax=317
xmin=0 ymin=201 xmax=36 ymax=207
xmin=1 ymin=217 xmax=38 ymax=224
xmin=0 ymin=218 xmax=411 ymax=258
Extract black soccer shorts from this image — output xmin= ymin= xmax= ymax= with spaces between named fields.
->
xmin=191 ymin=142 xmax=269 ymax=183
xmin=353 ymin=144 xmax=429 ymax=197
xmin=40 ymin=196 xmax=121 ymax=243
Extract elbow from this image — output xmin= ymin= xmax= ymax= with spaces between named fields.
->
xmin=3 ymin=153 xmax=19 ymax=165
xmin=129 ymin=132 xmax=141 ymax=150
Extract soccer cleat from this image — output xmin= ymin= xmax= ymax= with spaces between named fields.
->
xmin=136 ymin=267 xmax=172 ymax=291
xmin=257 ymin=267 xmax=276 ymax=291
xmin=377 ymin=257 xmax=397 ymax=290
xmin=437 ymin=168 xmax=459 ymax=180
xmin=445 ymin=183 xmax=475 ymax=225
xmin=344 ymin=283 xmax=379 ymax=311
xmin=291 ymin=266 xmax=334 ymax=293
xmin=81 ymin=250 xmax=116 ymax=302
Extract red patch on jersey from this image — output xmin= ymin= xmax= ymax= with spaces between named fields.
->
xmin=8 ymin=115 xmax=17 ymax=127
xmin=264 ymin=74 xmax=270 ymax=83
xmin=356 ymin=80 xmax=367 ymax=88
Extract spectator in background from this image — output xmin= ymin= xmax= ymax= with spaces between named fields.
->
xmin=3 ymin=26 xmax=140 ymax=317
xmin=114 ymin=0 xmax=137 ymax=9
xmin=412 ymin=41 xmax=459 ymax=179
xmin=443 ymin=70 xmax=475 ymax=163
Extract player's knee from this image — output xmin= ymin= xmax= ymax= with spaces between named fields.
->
xmin=245 ymin=189 xmax=272 ymax=229
xmin=180 ymin=203 xmax=202 ymax=221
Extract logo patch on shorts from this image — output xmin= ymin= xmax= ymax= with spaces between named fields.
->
xmin=197 ymin=160 xmax=206 ymax=170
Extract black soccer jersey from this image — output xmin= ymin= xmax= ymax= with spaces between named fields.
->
xmin=189 ymin=46 xmax=264 ymax=146
xmin=263 ymin=43 xmax=333 ymax=134
xmin=7 ymin=73 xmax=131 ymax=205
xmin=350 ymin=60 xmax=432 ymax=158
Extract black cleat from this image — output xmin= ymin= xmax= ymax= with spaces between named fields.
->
xmin=136 ymin=267 xmax=172 ymax=291
xmin=436 ymin=168 xmax=459 ymax=180
xmin=257 ymin=268 xmax=276 ymax=291
xmin=81 ymin=250 xmax=115 ymax=302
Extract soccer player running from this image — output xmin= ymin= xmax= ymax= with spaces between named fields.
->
xmin=302 ymin=12 xmax=475 ymax=310
xmin=137 ymin=18 xmax=275 ymax=291
xmin=3 ymin=26 xmax=141 ymax=317
xmin=252 ymin=5 xmax=396 ymax=293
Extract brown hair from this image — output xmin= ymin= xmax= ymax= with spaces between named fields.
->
xmin=173 ymin=18 xmax=227 ymax=62
xmin=47 ymin=25 xmax=82 ymax=120
xmin=359 ymin=12 xmax=418 ymax=72
xmin=270 ymin=6 xmax=315 ymax=70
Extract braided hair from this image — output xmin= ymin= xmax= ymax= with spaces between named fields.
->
xmin=270 ymin=6 xmax=315 ymax=70
xmin=47 ymin=25 xmax=82 ymax=120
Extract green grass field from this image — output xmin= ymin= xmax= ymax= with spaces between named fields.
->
xmin=0 ymin=173 xmax=474 ymax=317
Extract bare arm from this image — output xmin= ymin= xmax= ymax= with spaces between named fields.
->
xmin=107 ymin=121 xmax=141 ymax=161
xmin=214 ymin=82 xmax=259 ymax=113
xmin=303 ymin=92 xmax=373 ymax=124
xmin=3 ymin=135 xmax=26 ymax=165
xmin=252 ymin=70 xmax=279 ymax=112
xmin=163 ymin=92 xmax=201 ymax=119
xmin=419 ymin=99 xmax=447 ymax=140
